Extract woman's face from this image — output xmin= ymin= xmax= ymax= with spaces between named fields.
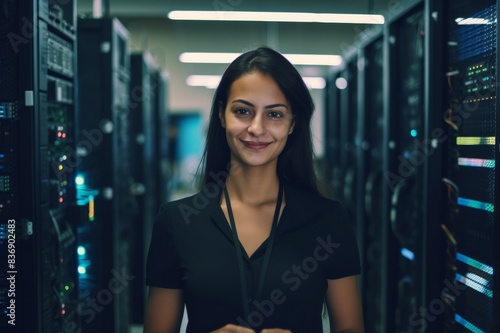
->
xmin=219 ymin=72 xmax=295 ymax=170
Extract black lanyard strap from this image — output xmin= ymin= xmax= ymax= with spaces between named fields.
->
xmin=223 ymin=182 xmax=284 ymax=323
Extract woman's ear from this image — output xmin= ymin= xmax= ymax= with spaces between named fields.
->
xmin=288 ymin=120 xmax=295 ymax=135
xmin=218 ymin=103 xmax=226 ymax=128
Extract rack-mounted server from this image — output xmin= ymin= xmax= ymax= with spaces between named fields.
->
xmin=0 ymin=0 xmax=79 ymax=332
xmin=77 ymin=17 xmax=134 ymax=333
xmin=129 ymin=52 xmax=157 ymax=324
xmin=443 ymin=1 xmax=498 ymax=332
xmin=357 ymin=31 xmax=394 ymax=333
xmin=323 ymin=1 xmax=447 ymax=332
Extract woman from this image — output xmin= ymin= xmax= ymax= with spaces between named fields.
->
xmin=144 ymin=47 xmax=364 ymax=333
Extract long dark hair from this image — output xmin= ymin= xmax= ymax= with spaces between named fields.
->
xmin=199 ymin=46 xmax=320 ymax=195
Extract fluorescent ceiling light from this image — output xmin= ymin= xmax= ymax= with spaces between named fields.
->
xmin=284 ymin=54 xmax=341 ymax=66
xmin=180 ymin=52 xmax=342 ymax=66
xmin=186 ymin=75 xmax=325 ymax=90
xmin=303 ymin=77 xmax=326 ymax=89
xmin=180 ymin=52 xmax=241 ymax=64
xmin=186 ymin=75 xmax=222 ymax=89
xmin=168 ymin=11 xmax=385 ymax=24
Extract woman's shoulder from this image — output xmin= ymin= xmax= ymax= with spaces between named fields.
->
xmin=158 ymin=193 xmax=200 ymax=214
xmin=155 ymin=189 xmax=220 ymax=227
xmin=286 ymin=184 xmax=346 ymax=214
xmin=281 ymin=184 xmax=350 ymax=233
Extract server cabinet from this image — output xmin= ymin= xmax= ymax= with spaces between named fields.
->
xmin=323 ymin=69 xmax=343 ymax=199
xmin=357 ymin=31 xmax=397 ymax=333
xmin=340 ymin=56 xmax=360 ymax=210
xmin=77 ymin=17 xmax=133 ymax=333
xmin=386 ymin=0 xmax=445 ymax=332
xmin=443 ymin=1 xmax=499 ymax=332
xmin=338 ymin=55 xmax=366 ymax=275
xmin=387 ymin=3 xmax=427 ymax=332
xmin=422 ymin=1 xmax=447 ymax=333
xmin=0 ymin=0 xmax=79 ymax=332
xmin=129 ymin=52 xmax=157 ymax=324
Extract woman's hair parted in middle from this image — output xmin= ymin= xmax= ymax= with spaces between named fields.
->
xmin=198 ymin=46 xmax=320 ymax=195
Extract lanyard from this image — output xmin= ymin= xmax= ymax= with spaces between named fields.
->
xmin=223 ymin=182 xmax=284 ymax=323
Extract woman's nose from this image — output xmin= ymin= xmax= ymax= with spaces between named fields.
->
xmin=247 ymin=114 xmax=265 ymax=136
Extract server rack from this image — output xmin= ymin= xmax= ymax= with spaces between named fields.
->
xmin=339 ymin=54 xmax=360 ymax=211
xmin=386 ymin=0 xmax=445 ymax=332
xmin=422 ymin=1 xmax=446 ymax=333
xmin=323 ymin=69 xmax=343 ymax=199
xmin=0 ymin=0 xmax=79 ymax=332
xmin=324 ymin=0 xmax=500 ymax=332
xmin=442 ymin=1 xmax=498 ymax=332
xmin=77 ymin=17 xmax=133 ymax=333
xmin=323 ymin=29 xmax=392 ymax=333
xmin=355 ymin=28 xmax=397 ymax=333
xmin=153 ymin=70 xmax=171 ymax=207
xmin=387 ymin=2 xmax=428 ymax=332
xmin=337 ymin=54 xmax=367 ymax=279
xmin=129 ymin=52 xmax=157 ymax=324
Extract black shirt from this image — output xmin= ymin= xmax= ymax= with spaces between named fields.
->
xmin=146 ymin=183 xmax=361 ymax=333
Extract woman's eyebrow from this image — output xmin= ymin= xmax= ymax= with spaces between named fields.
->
xmin=231 ymin=99 xmax=289 ymax=109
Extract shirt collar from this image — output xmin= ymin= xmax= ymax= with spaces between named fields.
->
xmin=207 ymin=182 xmax=315 ymax=237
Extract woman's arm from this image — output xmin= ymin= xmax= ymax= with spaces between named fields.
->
xmin=325 ymin=276 xmax=364 ymax=333
xmin=144 ymin=287 xmax=184 ymax=333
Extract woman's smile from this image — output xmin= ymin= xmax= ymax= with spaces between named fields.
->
xmin=241 ymin=139 xmax=272 ymax=150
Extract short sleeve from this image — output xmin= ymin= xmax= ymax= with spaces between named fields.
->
xmin=322 ymin=201 xmax=361 ymax=279
xmin=145 ymin=205 xmax=183 ymax=288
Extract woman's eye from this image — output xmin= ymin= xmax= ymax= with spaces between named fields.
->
xmin=234 ymin=108 xmax=250 ymax=116
xmin=267 ymin=111 xmax=284 ymax=119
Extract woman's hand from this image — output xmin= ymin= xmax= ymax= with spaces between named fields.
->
xmin=210 ymin=325 xmax=292 ymax=333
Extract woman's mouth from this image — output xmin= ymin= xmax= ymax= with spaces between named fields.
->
xmin=241 ymin=140 xmax=271 ymax=150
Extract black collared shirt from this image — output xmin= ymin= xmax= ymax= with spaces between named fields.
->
xmin=146 ymin=183 xmax=361 ymax=333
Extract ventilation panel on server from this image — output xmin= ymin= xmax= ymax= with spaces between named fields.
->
xmin=443 ymin=1 xmax=497 ymax=332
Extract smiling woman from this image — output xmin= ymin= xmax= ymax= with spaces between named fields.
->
xmin=201 ymin=47 xmax=319 ymax=192
xmin=144 ymin=47 xmax=364 ymax=333
xmin=219 ymin=72 xmax=295 ymax=169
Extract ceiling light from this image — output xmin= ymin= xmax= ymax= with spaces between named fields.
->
xmin=303 ymin=77 xmax=326 ymax=89
xmin=284 ymin=54 xmax=342 ymax=66
xmin=168 ymin=11 xmax=385 ymax=24
xmin=186 ymin=75 xmax=222 ymax=89
xmin=186 ymin=75 xmax=326 ymax=90
xmin=180 ymin=52 xmax=241 ymax=64
xmin=180 ymin=52 xmax=342 ymax=66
